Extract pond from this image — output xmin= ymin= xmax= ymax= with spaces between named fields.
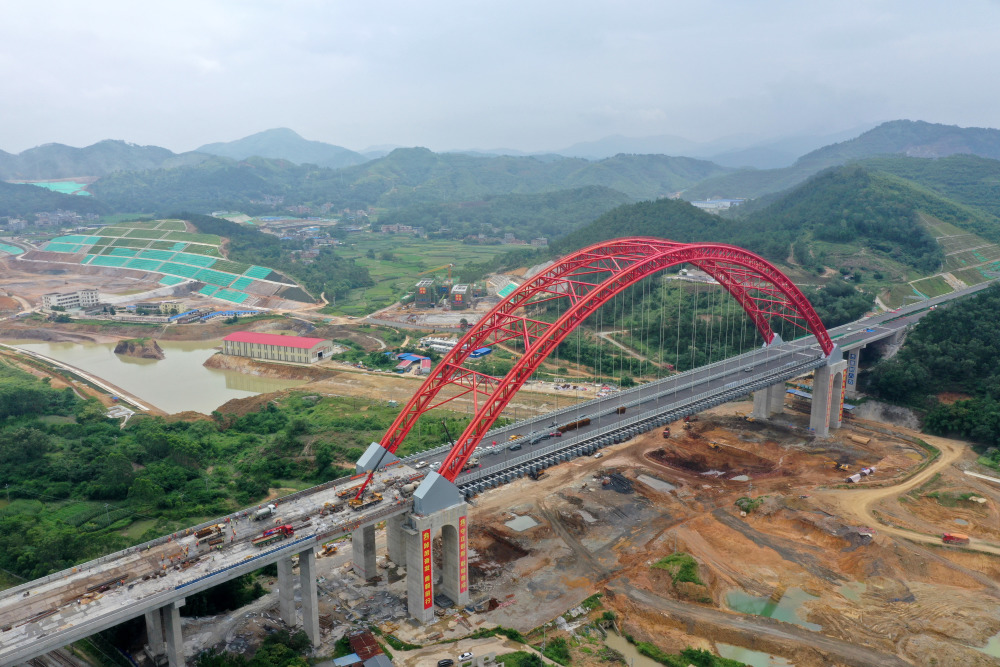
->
xmin=716 ymin=643 xmax=795 ymax=667
xmin=9 ymin=339 xmax=307 ymax=414
xmin=725 ymin=587 xmax=822 ymax=631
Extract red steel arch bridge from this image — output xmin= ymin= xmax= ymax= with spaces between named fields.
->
xmin=357 ymin=237 xmax=835 ymax=497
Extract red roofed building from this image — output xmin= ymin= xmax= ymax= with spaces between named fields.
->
xmin=222 ymin=331 xmax=334 ymax=364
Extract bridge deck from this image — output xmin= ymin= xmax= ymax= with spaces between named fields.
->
xmin=0 ymin=465 xmax=418 ymax=663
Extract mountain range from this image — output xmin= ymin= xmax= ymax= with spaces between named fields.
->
xmin=196 ymin=128 xmax=369 ymax=169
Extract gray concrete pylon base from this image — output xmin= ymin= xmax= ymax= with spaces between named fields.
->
xmin=352 ymin=523 xmax=377 ymax=580
xmin=405 ymin=503 xmax=471 ymax=624
xmin=810 ymin=352 xmax=847 ymax=437
xmin=298 ymin=547 xmax=321 ymax=647
xmin=356 ymin=442 xmax=400 ymax=473
xmin=277 ymin=557 xmax=296 ymax=627
xmin=768 ymin=381 xmax=785 ymax=415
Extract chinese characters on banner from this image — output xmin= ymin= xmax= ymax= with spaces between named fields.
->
xmin=846 ymin=350 xmax=859 ymax=389
xmin=458 ymin=516 xmax=468 ymax=594
xmin=421 ymin=529 xmax=432 ymax=609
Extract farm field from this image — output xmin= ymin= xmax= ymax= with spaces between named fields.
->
xmin=328 ymin=235 xmax=532 ymax=315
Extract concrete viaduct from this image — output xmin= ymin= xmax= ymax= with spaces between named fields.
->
xmin=0 ymin=257 xmax=989 ymax=665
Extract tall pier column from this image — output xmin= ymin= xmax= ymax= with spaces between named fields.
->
xmin=144 ymin=608 xmax=165 ymax=661
xmin=810 ymin=356 xmax=848 ymax=437
xmin=752 ymin=381 xmax=787 ymax=419
xmin=277 ymin=557 xmax=296 ymax=626
xmin=162 ymin=599 xmax=185 ymax=667
xmin=298 ymin=547 xmax=321 ymax=646
xmin=387 ymin=513 xmax=407 ymax=567
xmin=352 ymin=523 xmax=377 ymax=580
xmin=845 ymin=346 xmax=863 ymax=399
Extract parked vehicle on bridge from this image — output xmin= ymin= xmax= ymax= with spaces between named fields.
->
xmin=252 ymin=525 xmax=294 ymax=547
xmin=195 ymin=524 xmax=223 ymax=539
xmin=414 ymin=461 xmax=429 ymax=469
xmin=252 ymin=504 xmax=277 ymax=521
xmin=508 ymin=442 xmax=522 ymax=451
xmin=461 ymin=457 xmax=480 ymax=472
xmin=943 ymin=533 xmax=969 ymax=545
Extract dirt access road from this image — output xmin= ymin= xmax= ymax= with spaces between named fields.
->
xmin=816 ymin=431 xmax=1000 ymax=556
xmin=613 ymin=582 xmax=912 ymax=667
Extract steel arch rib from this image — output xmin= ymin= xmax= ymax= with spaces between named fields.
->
xmin=375 ymin=238 xmax=833 ymax=483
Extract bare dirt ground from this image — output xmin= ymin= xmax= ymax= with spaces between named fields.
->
xmin=0 ymin=255 xmax=163 ymax=309
xmin=406 ymin=402 xmax=1000 ymax=666
xmin=171 ymin=397 xmax=1000 ymax=667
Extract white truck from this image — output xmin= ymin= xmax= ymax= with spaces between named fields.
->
xmin=253 ymin=504 xmax=278 ymax=521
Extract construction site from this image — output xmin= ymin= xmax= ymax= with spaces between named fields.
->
xmin=106 ymin=400 xmax=1000 ymax=667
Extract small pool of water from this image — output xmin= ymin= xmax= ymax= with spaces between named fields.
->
xmin=979 ymin=630 xmax=1000 ymax=657
xmin=954 ymin=518 xmax=969 ymax=525
xmin=838 ymin=581 xmax=867 ymax=602
xmin=716 ymin=643 xmax=795 ymax=667
xmin=725 ymin=587 xmax=821 ymax=631
xmin=637 ymin=474 xmax=676 ymax=492
xmin=505 ymin=515 xmax=539 ymax=532
xmin=603 ymin=632 xmax=663 ymax=667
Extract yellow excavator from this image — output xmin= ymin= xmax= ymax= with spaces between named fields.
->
xmin=734 ymin=411 xmax=756 ymax=423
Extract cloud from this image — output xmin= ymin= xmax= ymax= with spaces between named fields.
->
xmin=1 ymin=1 xmax=998 ymax=154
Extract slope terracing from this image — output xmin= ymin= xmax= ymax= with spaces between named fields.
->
xmin=18 ymin=219 xmax=312 ymax=309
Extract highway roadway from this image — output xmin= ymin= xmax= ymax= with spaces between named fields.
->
xmin=404 ymin=280 xmax=996 ymax=480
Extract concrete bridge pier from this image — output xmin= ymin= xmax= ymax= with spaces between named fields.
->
xmin=752 ymin=381 xmax=787 ymax=420
xmin=845 ymin=346 xmax=863 ymax=399
xmin=352 ymin=523 xmax=378 ymax=580
xmin=386 ymin=512 xmax=407 ymax=567
xmin=299 ymin=547 xmax=321 ymax=646
xmin=810 ymin=355 xmax=848 ymax=437
xmin=275 ymin=548 xmax=321 ymax=646
xmin=144 ymin=599 xmax=185 ymax=667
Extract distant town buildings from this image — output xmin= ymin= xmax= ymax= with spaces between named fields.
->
xmin=690 ymin=198 xmax=746 ymax=212
xmin=42 ymin=288 xmax=99 ymax=310
xmin=531 ymin=237 xmax=548 ymax=246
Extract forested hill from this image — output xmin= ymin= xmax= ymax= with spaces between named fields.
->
xmin=855 ymin=154 xmax=1000 ymax=221
xmin=90 ymin=148 xmax=731 ymax=214
xmin=685 ymin=120 xmax=1000 ymax=201
xmin=866 ymin=283 xmax=1000 ymax=449
xmin=556 ymin=165 xmax=998 ymax=275
xmin=376 ymin=186 xmax=632 ymax=242
xmin=0 ymin=139 xmax=208 ymax=180
xmin=0 ymin=180 xmax=108 ymax=218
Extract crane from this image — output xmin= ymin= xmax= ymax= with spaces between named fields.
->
xmin=418 ymin=263 xmax=454 ymax=280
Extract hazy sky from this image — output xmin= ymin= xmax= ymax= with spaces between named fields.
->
xmin=2 ymin=1 xmax=999 ymax=154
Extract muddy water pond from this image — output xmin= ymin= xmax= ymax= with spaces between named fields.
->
xmin=716 ymin=643 xmax=795 ymax=667
xmin=725 ymin=587 xmax=821 ymax=631
xmin=10 ymin=339 xmax=306 ymax=414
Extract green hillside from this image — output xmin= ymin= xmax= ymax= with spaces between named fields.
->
xmin=684 ymin=120 xmax=1000 ymax=201
xmin=90 ymin=148 xmax=730 ymax=214
xmin=196 ymin=128 xmax=368 ymax=169
xmin=376 ymin=185 xmax=632 ymax=241
xmin=0 ymin=180 xmax=108 ymax=218
xmin=0 ymin=139 xmax=208 ymax=180
xmin=856 ymin=154 xmax=1000 ymax=223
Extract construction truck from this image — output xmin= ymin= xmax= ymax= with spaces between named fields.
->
xmin=942 ymin=533 xmax=970 ymax=545
xmin=734 ymin=411 xmax=755 ymax=423
xmin=252 ymin=525 xmax=294 ymax=547
xmin=462 ymin=456 xmax=480 ymax=472
xmin=253 ymin=504 xmax=277 ymax=521
xmin=661 ymin=428 xmax=670 ymax=439
xmin=349 ymin=492 xmax=384 ymax=511
xmin=321 ymin=542 xmax=339 ymax=556
xmin=195 ymin=524 xmax=223 ymax=539
xmin=320 ymin=501 xmax=344 ymax=515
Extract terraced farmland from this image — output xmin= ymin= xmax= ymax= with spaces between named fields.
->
xmin=881 ymin=214 xmax=1000 ymax=308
